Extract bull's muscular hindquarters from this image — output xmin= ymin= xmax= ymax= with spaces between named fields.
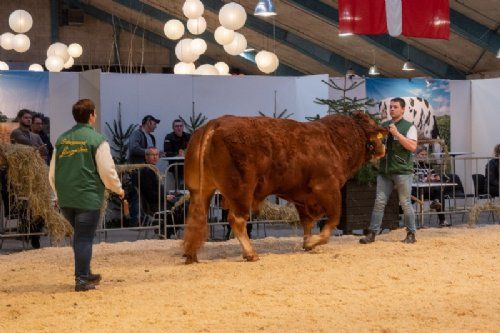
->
xmin=183 ymin=113 xmax=387 ymax=263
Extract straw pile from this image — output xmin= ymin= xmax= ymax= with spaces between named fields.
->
xmin=256 ymin=200 xmax=300 ymax=225
xmin=467 ymin=201 xmax=500 ymax=226
xmin=0 ymin=143 xmax=71 ymax=241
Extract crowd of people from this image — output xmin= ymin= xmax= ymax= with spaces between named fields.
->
xmin=2 ymin=99 xmax=499 ymax=291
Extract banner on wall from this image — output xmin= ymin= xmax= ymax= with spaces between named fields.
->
xmin=366 ymin=78 xmax=451 ymax=149
xmin=0 ymin=71 xmax=49 ymax=143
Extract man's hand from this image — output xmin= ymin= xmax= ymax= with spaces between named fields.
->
xmin=388 ymin=124 xmax=400 ymax=137
xmin=178 ymin=149 xmax=184 ymax=157
xmin=166 ymin=194 xmax=175 ymax=202
xmin=118 ymin=189 xmax=125 ymax=200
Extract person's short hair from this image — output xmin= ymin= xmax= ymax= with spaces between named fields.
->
xmin=142 ymin=115 xmax=160 ymax=125
xmin=172 ymin=119 xmax=183 ymax=129
xmin=494 ymin=144 xmax=500 ymax=157
xmin=32 ymin=113 xmax=44 ymax=124
xmin=390 ymin=97 xmax=406 ymax=109
xmin=16 ymin=109 xmax=32 ymax=121
xmin=72 ymin=99 xmax=95 ymax=123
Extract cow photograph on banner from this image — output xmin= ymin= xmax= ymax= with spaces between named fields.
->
xmin=366 ymin=78 xmax=451 ymax=151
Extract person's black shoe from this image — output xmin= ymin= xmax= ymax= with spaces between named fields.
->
xmin=401 ymin=232 xmax=416 ymax=244
xmin=87 ymin=273 xmax=102 ymax=285
xmin=31 ymin=236 xmax=41 ymax=249
xmin=75 ymin=277 xmax=96 ymax=292
xmin=359 ymin=231 xmax=376 ymax=244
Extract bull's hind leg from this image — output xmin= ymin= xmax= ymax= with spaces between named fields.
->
xmin=227 ymin=209 xmax=259 ymax=262
xmin=183 ymin=190 xmax=213 ymax=264
xmin=304 ymin=181 xmax=342 ymax=250
xmin=296 ymin=206 xmax=315 ymax=251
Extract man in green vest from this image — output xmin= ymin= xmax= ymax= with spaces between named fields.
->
xmin=360 ymin=97 xmax=418 ymax=244
xmin=49 ymin=99 xmax=124 ymax=292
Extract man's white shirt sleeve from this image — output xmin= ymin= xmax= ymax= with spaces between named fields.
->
xmin=95 ymin=141 xmax=123 ymax=194
xmin=406 ymin=125 xmax=418 ymax=141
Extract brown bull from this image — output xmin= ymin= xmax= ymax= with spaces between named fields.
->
xmin=183 ymin=112 xmax=387 ymax=263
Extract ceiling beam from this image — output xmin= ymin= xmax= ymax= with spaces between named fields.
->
xmin=450 ymin=10 xmax=500 ymax=55
xmin=286 ymin=0 xmax=467 ymax=79
xmin=64 ymin=0 xmax=303 ymax=75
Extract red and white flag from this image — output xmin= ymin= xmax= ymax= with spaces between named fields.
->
xmin=338 ymin=0 xmax=450 ymax=40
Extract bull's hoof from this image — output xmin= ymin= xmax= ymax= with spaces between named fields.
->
xmin=243 ymin=253 xmax=260 ymax=262
xmin=184 ymin=254 xmax=198 ymax=264
xmin=303 ymin=235 xmax=328 ymax=251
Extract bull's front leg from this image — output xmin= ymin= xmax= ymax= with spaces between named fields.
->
xmin=296 ymin=207 xmax=315 ymax=251
xmin=304 ymin=183 xmax=342 ymax=250
xmin=228 ymin=212 xmax=259 ymax=262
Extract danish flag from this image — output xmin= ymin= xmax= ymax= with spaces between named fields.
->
xmin=338 ymin=0 xmax=450 ymax=40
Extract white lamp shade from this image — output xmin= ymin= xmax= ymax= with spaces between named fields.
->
xmin=256 ymin=51 xmax=279 ymax=74
xmin=219 ymin=2 xmax=247 ymax=30
xmin=47 ymin=42 xmax=70 ymax=63
xmin=13 ymin=34 xmax=30 ymax=53
xmin=67 ymin=43 xmax=83 ymax=58
xmin=214 ymin=62 xmax=230 ymax=75
xmin=223 ymin=32 xmax=247 ymax=55
xmin=182 ymin=0 xmax=204 ymax=19
xmin=45 ymin=55 xmax=64 ymax=72
xmin=174 ymin=62 xmax=196 ymax=74
xmin=0 ymin=33 xmax=15 ymax=50
xmin=164 ymin=19 xmax=185 ymax=40
xmin=63 ymin=57 xmax=74 ymax=69
xmin=0 ymin=61 xmax=9 ymax=71
xmin=214 ymin=26 xmax=235 ymax=45
xmin=9 ymin=9 xmax=33 ymax=34
xmin=195 ymin=64 xmax=220 ymax=76
xmin=175 ymin=38 xmax=199 ymax=63
xmin=191 ymin=38 xmax=207 ymax=55
xmin=29 ymin=63 xmax=44 ymax=71
xmin=187 ymin=17 xmax=207 ymax=35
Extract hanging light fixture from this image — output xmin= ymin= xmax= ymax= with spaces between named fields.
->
xmin=254 ymin=0 xmax=276 ymax=17
xmin=402 ymin=43 xmax=415 ymax=71
xmin=368 ymin=49 xmax=380 ymax=76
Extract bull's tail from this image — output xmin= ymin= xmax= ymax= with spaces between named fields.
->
xmin=183 ymin=121 xmax=217 ymax=264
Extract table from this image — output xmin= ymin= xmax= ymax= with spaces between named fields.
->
xmin=412 ymin=182 xmax=458 ymax=227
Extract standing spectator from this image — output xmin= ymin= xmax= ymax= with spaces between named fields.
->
xmin=163 ymin=119 xmax=190 ymax=157
xmin=127 ymin=115 xmax=160 ymax=226
xmin=360 ymin=97 xmax=418 ymax=244
xmin=49 ymin=99 xmax=124 ymax=292
xmin=31 ymin=113 xmax=54 ymax=164
xmin=485 ymin=144 xmax=500 ymax=197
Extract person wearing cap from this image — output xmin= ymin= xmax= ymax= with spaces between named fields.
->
xmin=127 ymin=115 xmax=160 ymax=226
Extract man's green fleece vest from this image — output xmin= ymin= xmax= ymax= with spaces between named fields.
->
xmin=379 ymin=119 xmax=414 ymax=175
xmin=55 ymin=123 xmax=106 ymax=210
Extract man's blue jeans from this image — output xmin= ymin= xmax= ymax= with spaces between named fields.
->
xmin=61 ymin=208 xmax=101 ymax=278
xmin=369 ymin=174 xmax=416 ymax=233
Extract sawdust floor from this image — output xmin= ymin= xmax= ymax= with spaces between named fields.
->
xmin=1 ymin=225 xmax=499 ymax=333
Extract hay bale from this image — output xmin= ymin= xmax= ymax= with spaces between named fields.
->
xmin=0 ymin=143 xmax=72 ymax=241
xmin=256 ymin=200 xmax=300 ymax=225
xmin=468 ymin=201 xmax=500 ymax=227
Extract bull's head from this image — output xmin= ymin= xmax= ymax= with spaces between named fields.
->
xmin=352 ymin=112 xmax=388 ymax=160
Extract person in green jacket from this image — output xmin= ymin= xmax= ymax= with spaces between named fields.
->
xmin=49 ymin=99 xmax=124 ymax=292
xmin=360 ymin=97 xmax=418 ymax=244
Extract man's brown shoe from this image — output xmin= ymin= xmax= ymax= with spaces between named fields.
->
xmin=401 ymin=232 xmax=416 ymax=244
xmin=359 ymin=231 xmax=376 ymax=244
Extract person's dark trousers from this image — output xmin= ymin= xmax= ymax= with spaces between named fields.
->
xmin=61 ymin=208 xmax=100 ymax=279
xmin=128 ymin=171 xmax=139 ymax=227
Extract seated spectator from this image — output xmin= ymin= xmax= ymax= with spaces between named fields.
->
xmin=485 ymin=144 xmax=500 ymax=197
xmin=139 ymin=147 xmax=182 ymax=238
xmin=163 ymin=119 xmax=190 ymax=187
xmin=31 ymin=113 xmax=54 ymax=164
xmin=413 ymin=148 xmax=451 ymax=227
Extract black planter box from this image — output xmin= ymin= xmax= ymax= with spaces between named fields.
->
xmin=337 ymin=181 xmax=400 ymax=234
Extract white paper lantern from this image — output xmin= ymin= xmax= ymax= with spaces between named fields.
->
xmin=191 ymin=38 xmax=207 ymax=55
xmin=187 ymin=17 xmax=207 ymax=35
xmin=29 ymin=63 xmax=44 ymax=71
xmin=195 ymin=64 xmax=219 ymax=76
xmin=174 ymin=62 xmax=196 ymax=74
xmin=45 ymin=55 xmax=64 ymax=72
xmin=63 ymin=57 xmax=74 ymax=69
xmin=9 ymin=10 xmax=33 ymax=33
xmin=214 ymin=62 xmax=230 ymax=75
xmin=0 ymin=33 xmax=15 ymax=50
xmin=175 ymin=38 xmax=199 ymax=63
xmin=0 ymin=61 xmax=9 ymax=71
xmin=47 ymin=42 xmax=70 ymax=63
xmin=164 ymin=19 xmax=185 ymax=40
xmin=182 ymin=0 xmax=204 ymax=19
xmin=219 ymin=2 xmax=247 ymax=30
xmin=67 ymin=43 xmax=83 ymax=58
xmin=223 ymin=32 xmax=247 ymax=56
xmin=13 ymin=34 xmax=30 ymax=53
xmin=256 ymin=51 xmax=279 ymax=74
xmin=214 ymin=26 xmax=235 ymax=45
